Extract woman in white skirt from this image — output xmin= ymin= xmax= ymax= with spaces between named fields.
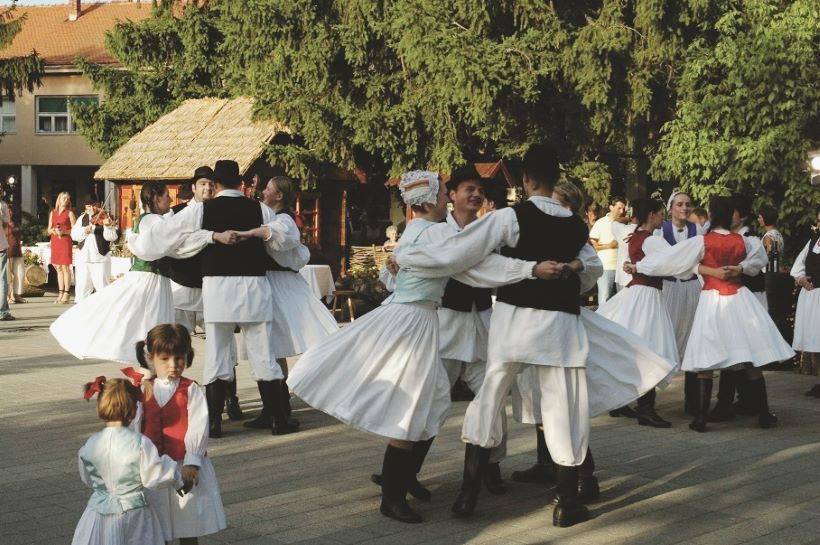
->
xmin=597 ymin=198 xmax=679 ymax=428
xmin=792 ymin=210 xmax=820 ymax=396
xmin=628 ymin=196 xmax=794 ymax=432
xmin=288 ymin=171 xmax=550 ymax=524
xmin=50 ymin=182 xmax=232 ymax=364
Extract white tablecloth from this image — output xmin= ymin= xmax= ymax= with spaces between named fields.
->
xmin=22 ymin=245 xmax=132 ymax=284
xmin=299 ymin=264 xmax=335 ymax=302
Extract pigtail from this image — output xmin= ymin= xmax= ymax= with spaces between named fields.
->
xmin=187 ymin=347 xmax=195 ymax=368
xmin=135 ymin=340 xmax=150 ymax=368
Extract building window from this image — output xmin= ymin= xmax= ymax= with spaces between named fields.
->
xmin=0 ymin=99 xmax=15 ymax=133
xmin=36 ymin=96 xmax=98 ymax=134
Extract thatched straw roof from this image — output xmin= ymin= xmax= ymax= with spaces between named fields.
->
xmin=94 ymin=97 xmax=290 ymax=181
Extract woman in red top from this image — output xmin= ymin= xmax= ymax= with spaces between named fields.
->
xmin=48 ymin=192 xmax=76 ymax=304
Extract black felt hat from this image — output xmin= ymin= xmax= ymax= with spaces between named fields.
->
xmin=191 ymin=165 xmax=215 ymax=183
xmin=446 ymin=164 xmax=484 ymax=192
xmin=212 ymin=160 xmax=241 ymax=187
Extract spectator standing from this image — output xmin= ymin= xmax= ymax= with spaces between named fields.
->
xmin=48 ymin=192 xmax=77 ymax=304
xmin=589 ymin=196 xmax=626 ymax=303
xmin=757 ymin=205 xmax=785 ymax=260
xmin=4 ymin=204 xmax=24 ymax=303
xmin=0 ymin=196 xmax=14 ymax=320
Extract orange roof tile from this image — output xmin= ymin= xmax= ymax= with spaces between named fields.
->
xmin=0 ymin=2 xmax=152 ymax=66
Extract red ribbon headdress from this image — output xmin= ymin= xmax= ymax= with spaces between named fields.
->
xmin=83 ymin=376 xmax=107 ymax=400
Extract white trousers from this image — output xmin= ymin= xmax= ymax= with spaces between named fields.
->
xmin=74 ymin=261 xmax=110 ymax=302
xmin=461 ymin=360 xmax=589 ymax=467
xmin=442 ymin=358 xmax=506 ymax=464
xmin=175 ymin=309 xmax=204 ymax=334
xmin=204 ymin=321 xmax=282 ymax=385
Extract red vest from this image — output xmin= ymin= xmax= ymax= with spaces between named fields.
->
xmin=701 ymin=232 xmax=746 ymax=295
xmin=142 ymin=377 xmax=192 ymax=462
xmin=626 ymin=230 xmax=663 ymax=290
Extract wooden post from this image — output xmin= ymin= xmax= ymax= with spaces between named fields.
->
xmin=340 ymin=189 xmax=348 ymax=276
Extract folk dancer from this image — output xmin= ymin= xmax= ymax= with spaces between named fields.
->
xmin=792 ymin=210 xmax=820 ymax=397
xmin=51 ymin=182 xmax=232 ymax=364
xmin=289 ymin=170 xmax=557 ymax=524
xmin=178 ymin=160 xmax=303 ymax=438
xmin=654 ymin=191 xmax=703 ymax=416
xmin=598 ymin=199 xmax=679 ymax=428
xmin=628 ymin=196 xmax=793 ymax=433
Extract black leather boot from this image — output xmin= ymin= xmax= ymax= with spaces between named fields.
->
xmin=205 ymin=380 xmax=226 ymax=439
xmin=242 ymin=381 xmax=271 ymax=429
xmin=511 ymin=426 xmax=555 ymax=484
xmin=689 ymin=378 xmax=713 ymax=433
xmin=608 ymin=405 xmax=639 ymax=418
xmin=264 ymin=379 xmax=300 ymax=435
xmin=483 ymin=462 xmax=507 ymax=494
xmin=224 ymin=368 xmax=244 ymax=421
xmin=281 ymin=379 xmax=293 ymax=419
xmin=374 ymin=437 xmax=435 ymax=501
xmin=636 ymin=389 xmax=672 ymax=428
xmin=734 ymin=372 xmax=756 ymax=415
xmin=577 ymin=448 xmax=600 ymax=503
xmin=451 ymin=444 xmax=490 ymax=517
xmin=750 ymin=377 xmax=778 ymax=428
xmin=708 ymin=370 xmax=737 ymax=422
xmin=552 ymin=464 xmax=590 ymax=528
xmin=684 ymin=371 xmax=697 ymax=416
xmin=379 ymin=445 xmax=422 ymax=523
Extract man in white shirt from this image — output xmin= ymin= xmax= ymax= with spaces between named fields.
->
xmin=71 ymin=199 xmax=119 ymax=302
xmin=612 ymin=212 xmax=638 ymax=291
xmin=589 ymin=196 xmax=626 ymax=303
xmin=0 ymin=196 xmax=13 ymax=320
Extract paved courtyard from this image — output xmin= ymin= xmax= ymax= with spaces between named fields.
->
xmin=2 ymin=294 xmax=820 ymax=545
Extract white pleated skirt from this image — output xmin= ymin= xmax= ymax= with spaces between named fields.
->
xmin=512 ymin=308 xmax=678 ymax=422
xmin=72 ymin=505 xmax=165 ymax=545
xmin=288 ymin=301 xmax=451 ymax=441
xmin=682 ymin=287 xmax=795 ymax=371
xmin=662 ymin=278 xmax=701 ymax=358
xmin=50 ymin=271 xmax=174 ymax=364
xmin=146 ymin=458 xmax=225 ymax=541
xmin=792 ymin=287 xmax=820 ymax=352
xmin=438 ymin=307 xmax=491 ymax=363
xmin=267 ymin=271 xmax=339 ymax=358
xmin=596 ymin=285 xmax=680 ymax=370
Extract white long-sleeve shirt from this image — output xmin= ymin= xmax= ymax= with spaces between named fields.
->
xmin=397 ymin=197 xmax=604 ymax=367
xmin=132 ymin=379 xmax=210 ymax=468
xmin=71 ymin=213 xmax=119 ymax=263
xmin=175 ymin=190 xmax=303 ymax=322
xmin=791 ymin=238 xmax=820 ymax=281
xmin=637 ymin=229 xmax=767 ymax=279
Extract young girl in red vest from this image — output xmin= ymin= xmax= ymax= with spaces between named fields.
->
xmin=132 ymin=324 xmax=226 ymax=544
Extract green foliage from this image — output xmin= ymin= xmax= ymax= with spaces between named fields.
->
xmin=651 ymin=0 xmax=820 ymax=237
xmin=0 ymin=3 xmax=43 ymax=102
xmin=73 ymin=0 xmax=819 ymax=238
xmin=72 ymin=4 xmax=225 ymax=158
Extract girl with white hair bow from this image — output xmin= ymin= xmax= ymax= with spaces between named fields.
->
xmin=288 ymin=170 xmax=551 ymax=524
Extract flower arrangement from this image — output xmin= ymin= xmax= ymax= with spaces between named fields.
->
xmin=337 ymin=263 xmax=389 ymax=306
xmin=23 ymin=248 xmax=42 ymax=267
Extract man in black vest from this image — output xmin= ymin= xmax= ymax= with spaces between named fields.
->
xmin=71 ymin=198 xmax=119 ymax=302
xmin=439 ymin=166 xmax=507 ymax=494
xmin=187 ymin=159 xmax=300 ymax=437
xmin=396 ymin=146 xmax=602 ymax=527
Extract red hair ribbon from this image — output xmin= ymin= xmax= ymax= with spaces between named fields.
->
xmin=120 ymin=367 xmax=146 ymax=402
xmin=120 ymin=367 xmax=145 ymax=388
xmin=84 ymin=376 xmax=106 ymax=400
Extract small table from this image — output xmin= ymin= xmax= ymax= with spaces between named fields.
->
xmin=300 ymin=264 xmax=335 ymax=302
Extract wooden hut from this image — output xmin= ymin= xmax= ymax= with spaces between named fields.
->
xmin=94 ymin=97 xmax=371 ymax=277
